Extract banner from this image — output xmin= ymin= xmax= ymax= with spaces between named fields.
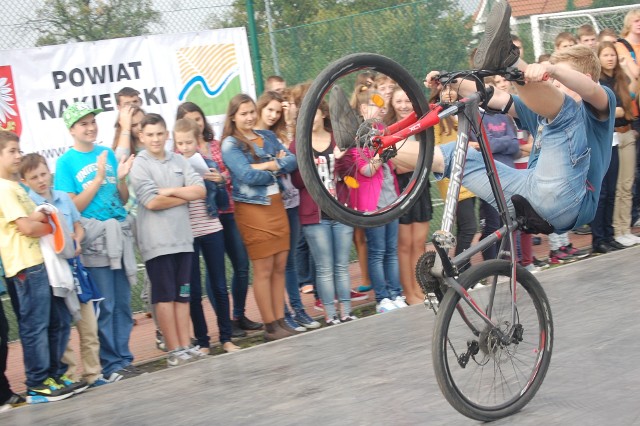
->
xmin=0 ymin=28 xmax=255 ymax=171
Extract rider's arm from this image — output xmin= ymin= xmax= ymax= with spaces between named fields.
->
xmin=425 ymin=72 xmax=518 ymax=118
xmin=542 ymin=62 xmax=610 ymax=116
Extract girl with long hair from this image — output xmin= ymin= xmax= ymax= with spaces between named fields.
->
xmin=291 ymin=100 xmax=356 ymax=324
xmin=385 ymin=87 xmax=433 ymax=305
xmin=255 ymin=91 xmax=320 ymax=331
xmin=176 ymin=102 xmax=263 ymax=336
xmin=221 ymin=94 xmax=298 ymax=340
xmin=596 ymin=41 xmax=639 ymax=249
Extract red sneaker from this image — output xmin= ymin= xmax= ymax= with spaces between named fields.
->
xmin=313 ymin=299 xmax=324 ymax=311
xmin=350 ymin=289 xmax=369 ymax=301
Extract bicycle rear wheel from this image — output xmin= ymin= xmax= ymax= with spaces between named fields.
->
xmin=296 ymin=53 xmax=433 ymax=228
xmin=432 ymin=260 xmax=553 ymax=421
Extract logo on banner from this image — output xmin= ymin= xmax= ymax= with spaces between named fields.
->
xmin=176 ymin=44 xmax=241 ymax=115
xmin=0 ymin=66 xmax=22 ymax=136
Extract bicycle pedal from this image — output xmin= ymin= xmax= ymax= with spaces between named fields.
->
xmin=424 ymin=293 xmax=439 ymax=311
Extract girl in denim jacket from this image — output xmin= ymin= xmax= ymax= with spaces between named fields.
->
xmin=221 ymin=94 xmax=298 ymax=341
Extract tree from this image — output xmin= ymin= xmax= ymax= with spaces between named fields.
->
xmin=32 ymin=0 xmax=161 ymax=46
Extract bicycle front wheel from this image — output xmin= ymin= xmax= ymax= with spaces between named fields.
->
xmin=433 ymin=260 xmax=553 ymax=421
xmin=296 ymin=53 xmax=433 ymax=228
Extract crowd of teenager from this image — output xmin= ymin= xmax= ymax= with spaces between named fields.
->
xmin=0 ymin=7 xmax=639 ymax=413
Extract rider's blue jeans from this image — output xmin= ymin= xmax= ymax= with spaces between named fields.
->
xmin=435 ymin=104 xmax=588 ymax=233
xmin=436 ymin=94 xmax=595 ymax=232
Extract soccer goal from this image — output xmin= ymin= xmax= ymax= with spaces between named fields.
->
xmin=530 ymin=4 xmax=638 ymax=59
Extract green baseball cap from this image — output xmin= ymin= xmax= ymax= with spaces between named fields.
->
xmin=63 ymin=102 xmax=103 ymax=129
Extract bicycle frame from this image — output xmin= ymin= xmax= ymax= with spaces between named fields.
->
xmin=375 ymin=92 xmax=521 ymax=339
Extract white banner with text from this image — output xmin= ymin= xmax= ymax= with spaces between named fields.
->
xmin=0 ymin=28 xmax=255 ymax=170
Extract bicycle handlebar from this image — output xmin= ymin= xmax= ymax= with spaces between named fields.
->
xmin=436 ymin=67 xmax=525 ymax=86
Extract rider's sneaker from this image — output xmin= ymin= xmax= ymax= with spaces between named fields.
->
xmin=548 ymin=249 xmax=572 ymax=264
xmin=560 ymin=243 xmax=589 ymax=259
xmin=473 ymin=1 xmax=520 ymax=70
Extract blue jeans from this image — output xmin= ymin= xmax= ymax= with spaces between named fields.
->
xmin=88 ymin=266 xmax=133 ymax=376
xmin=365 ymin=221 xmax=403 ymax=303
xmin=295 ymin=232 xmax=315 ymax=286
xmin=303 ymin=220 xmax=353 ymax=318
xmin=191 ymin=231 xmax=233 ymax=344
xmin=436 ymin=106 xmax=587 ymax=233
xmin=51 ymin=295 xmax=72 ymax=378
xmin=219 ymin=213 xmax=250 ymax=319
xmin=12 ymin=264 xmax=69 ymax=387
xmin=285 ymin=207 xmax=303 ymax=311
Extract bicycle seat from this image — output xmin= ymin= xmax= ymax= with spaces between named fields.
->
xmin=511 ymin=194 xmax=554 ymax=235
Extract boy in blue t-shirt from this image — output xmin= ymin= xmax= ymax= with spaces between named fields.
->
xmin=54 ymin=102 xmax=137 ymax=383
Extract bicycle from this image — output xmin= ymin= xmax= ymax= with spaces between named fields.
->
xmin=295 ymin=53 xmax=554 ymax=421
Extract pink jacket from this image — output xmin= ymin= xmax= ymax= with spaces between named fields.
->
xmin=349 ymin=148 xmax=399 ymax=212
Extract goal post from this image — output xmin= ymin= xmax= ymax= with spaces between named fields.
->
xmin=530 ymin=4 xmax=638 ymax=59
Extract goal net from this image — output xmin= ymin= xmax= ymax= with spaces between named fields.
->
xmin=530 ymin=4 xmax=638 ymax=59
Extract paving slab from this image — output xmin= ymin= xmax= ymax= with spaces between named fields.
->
xmin=4 ymin=247 xmax=640 ymax=425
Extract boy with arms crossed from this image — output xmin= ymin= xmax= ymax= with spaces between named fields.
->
xmin=129 ymin=114 xmax=206 ymax=366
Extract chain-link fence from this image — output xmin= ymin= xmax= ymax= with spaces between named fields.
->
xmin=1 ymin=0 xmax=639 ymax=340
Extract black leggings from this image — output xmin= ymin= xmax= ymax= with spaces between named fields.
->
xmin=455 ymin=197 xmax=478 ymax=272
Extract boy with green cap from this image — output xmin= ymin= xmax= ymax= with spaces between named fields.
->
xmin=54 ymin=102 xmax=137 ymax=382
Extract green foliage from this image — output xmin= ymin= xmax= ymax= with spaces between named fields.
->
xmin=245 ymin=0 xmax=474 ymax=87
xmin=206 ymin=0 xmax=420 ymax=30
xmin=33 ymin=0 xmax=161 ymax=46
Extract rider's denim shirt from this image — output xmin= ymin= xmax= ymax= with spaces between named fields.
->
xmin=221 ymin=129 xmax=297 ymax=205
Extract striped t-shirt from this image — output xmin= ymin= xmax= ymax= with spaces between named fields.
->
xmin=189 ymin=198 xmax=223 ymax=238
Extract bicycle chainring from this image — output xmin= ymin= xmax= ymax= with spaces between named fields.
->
xmin=416 ymin=251 xmax=442 ymax=295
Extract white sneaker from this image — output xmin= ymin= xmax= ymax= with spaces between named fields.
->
xmin=376 ymin=298 xmax=398 ymax=313
xmin=392 ymin=296 xmax=408 ymax=308
xmin=167 ymin=348 xmax=192 ymax=367
xmin=614 ymin=235 xmax=635 ymax=247
xmin=623 ymin=233 xmax=640 ymax=244
xmin=183 ymin=345 xmax=207 ymax=360
xmin=634 ymin=218 xmax=640 ymax=227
